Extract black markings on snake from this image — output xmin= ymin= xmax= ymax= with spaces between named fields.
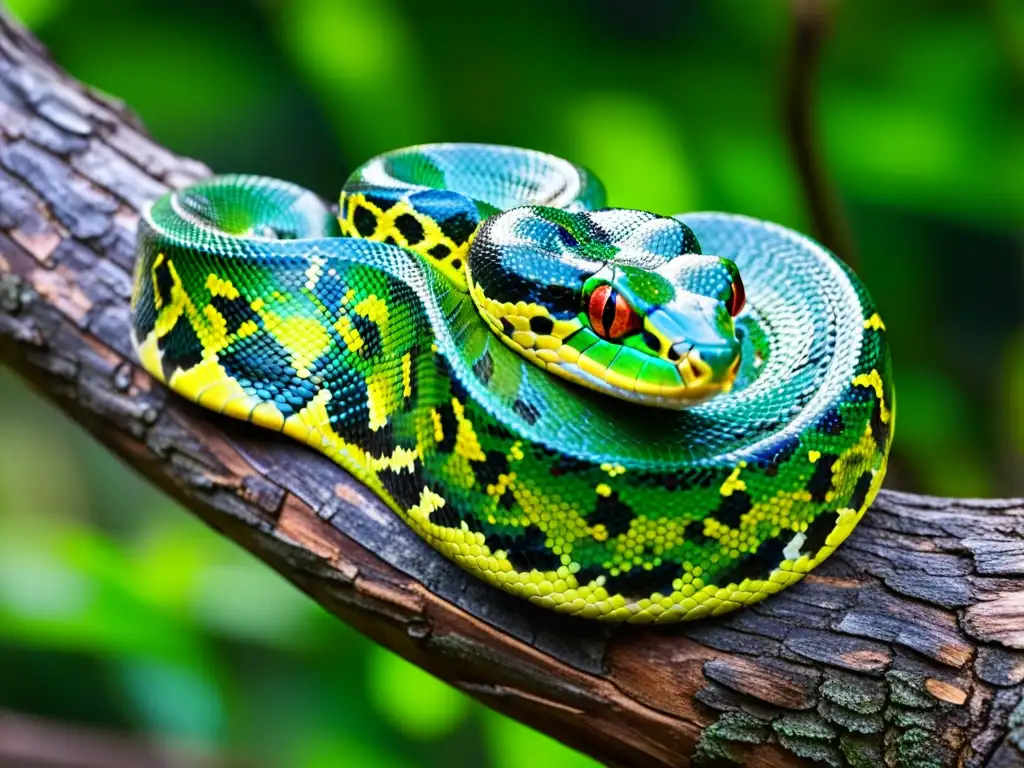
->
xmin=870 ymin=394 xmax=890 ymax=449
xmin=439 ymin=212 xmax=477 ymax=244
xmin=379 ymin=464 xmax=427 ymax=510
xmin=472 ymin=252 xmax=541 ymax=306
xmin=353 ymin=205 xmax=377 ymax=237
xmin=472 ymin=352 xmax=494 ymax=384
xmin=158 ymin=319 xmax=204 ymax=380
xmin=500 ymin=317 xmax=515 ymax=336
xmin=208 ymin=295 xmax=258 ymax=334
xmin=590 ymin=491 xmax=637 ymax=538
xmin=450 ymin=374 xmax=470 ymax=403
xmin=714 ymin=535 xmax=788 ymax=587
xmin=471 ymin=450 xmax=510 ymax=487
xmin=321 ymin=366 xmax=371 ymax=435
xmin=133 ymin=282 xmax=156 ymax=337
xmin=395 ymin=213 xmax=425 ymax=245
xmin=603 ymin=562 xmax=683 ymax=601
xmin=153 ymin=259 xmax=175 ymax=307
xmin=653 ymin=473 xmax=690 ymax=492
xmin=427 ymin=243 xmax=450 ymax=260
xmin=529 ymin=316 xmax=554 ymax=335
xmin=849 ymin=470 xmax=874 ymax=512
xmin=430 ymin=496 xmax=484 ymax=534
xmin=807 ymin=453 xmax=839 ymax=503
xmin=488 ymin=524 xmax=562 ymax=572
xmin=573 ymin=564 xmax=605 ymax=587
xmin=715 ymin=490 xmax=753 ymax=528
xmin=369 ymin=419 xmax=393 ymax=445
xmin=802 ymin=510 xmax=839 ymax=559
xmin=361 ymin=193 xmax=398 ymax=212
xmin=513 ymin=399 xmax=541 ymax=425
xmin=684 ymin=522 xmax=716 ymax=549
xmin=350 ymin=312 xmax=382 ymax=358
xmin=541 ymin=284 xmax=580 ymax=317
xmin=435 ymin=401 xmax=459 ymax=453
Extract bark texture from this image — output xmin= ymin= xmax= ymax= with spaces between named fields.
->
xmin=0 ymin=11 xmax=1022 ymax=768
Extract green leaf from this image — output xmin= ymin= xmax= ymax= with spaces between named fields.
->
xmin=276 ymin=0 xmax=438 ymax=157
xmin=5 ymin=0 xmax=66 ymax=30
xmin=564 ymin=92 xmax=697 ymax=215
xmin=893 ymin=367 xmax=993 ymax=497
xmin=485 ymin=710 xmax=599 ymax=768
xmin=367 ymin=647 xmax=471 ymax=740
xmin=116 ymin=659 xmax=225 ymax=741
xmin=294 ymin=733 xmax=411 ymax=768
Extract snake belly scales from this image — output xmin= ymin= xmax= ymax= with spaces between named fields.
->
xmin=130 ymin=143 xmax=893 ymax=624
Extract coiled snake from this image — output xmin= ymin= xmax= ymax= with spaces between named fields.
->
xmin=131 ymin=143 xmax=893 ymax=623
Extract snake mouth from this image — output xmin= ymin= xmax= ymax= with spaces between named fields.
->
xmin=632 ymin=348 xmax=734 ymax=408
xmin=676 ymin=347 xmax=739 ymax=391
xmin=561 ymin=346 xmax=739 ymax=410
xmin=594 ymin=346 xmax=736 ymax=409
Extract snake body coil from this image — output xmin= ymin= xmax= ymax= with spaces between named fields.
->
xmin=131 ymin=143 xmax=893 ymax=623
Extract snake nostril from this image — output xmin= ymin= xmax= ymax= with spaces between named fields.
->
xmin=668 ymin=342 xmax=689 ymax=363
xmin=676 ymin=344 xmax=740 ymax=384
xmin=702 ymin=345 xmax=741 ymax=378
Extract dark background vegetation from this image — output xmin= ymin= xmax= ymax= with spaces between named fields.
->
xmin=0 ymin=0 xmax=1020 ymax=765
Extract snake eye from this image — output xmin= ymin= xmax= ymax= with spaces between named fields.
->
xmin=727 ymin=275 xmax=746 ymax=317
xmin=588 ymin=284 xmax=642 ymax=339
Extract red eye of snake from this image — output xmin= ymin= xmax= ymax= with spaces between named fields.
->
xmin=727 ymin=275 xmax=746 ymax=317
xmin=588 ymin=284 xmax=642 ymax=339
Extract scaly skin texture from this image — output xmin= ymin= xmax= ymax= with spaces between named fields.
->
xmin=130 ymin=143 xmax=893 ymax=623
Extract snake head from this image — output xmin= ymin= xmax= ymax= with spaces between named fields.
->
xmin=467 ymin=206 xmax=744 ymax=409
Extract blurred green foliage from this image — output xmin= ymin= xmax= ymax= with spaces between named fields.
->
xmin=0 ymin=0 xmax=1021 ymax=765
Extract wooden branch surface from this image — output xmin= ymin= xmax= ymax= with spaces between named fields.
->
xmin=1 ymin=12 xmax=1023 ymax=768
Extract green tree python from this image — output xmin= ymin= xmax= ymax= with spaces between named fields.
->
xmin=130 ymin=143 xmax=894 ymax=624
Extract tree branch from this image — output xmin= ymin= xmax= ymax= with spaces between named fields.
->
xmin=0 ymin=709 xmax=232 ymax=768
xmin=783 ymin=0 xmax=858 ymax=268
xmin=0 ymin=11 xmax=1022 ymax=767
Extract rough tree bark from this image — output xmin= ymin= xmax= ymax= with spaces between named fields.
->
xmin=0 ymin=11 xmax=1022 ymax=768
